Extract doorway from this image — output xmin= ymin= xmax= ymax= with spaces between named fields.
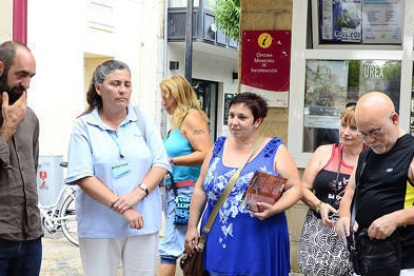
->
xmin=192 ymin=79 xmax=218 ymax=141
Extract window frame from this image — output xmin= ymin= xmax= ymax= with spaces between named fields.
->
xmin=288 ymin=0 xmax=414 ymax=168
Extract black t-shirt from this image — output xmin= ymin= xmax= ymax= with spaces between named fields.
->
xmin=355 ymin=134 xmax=414 ymax=269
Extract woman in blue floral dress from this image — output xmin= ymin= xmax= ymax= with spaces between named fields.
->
xmin=185 ymin=93 xmax=302 ymax=276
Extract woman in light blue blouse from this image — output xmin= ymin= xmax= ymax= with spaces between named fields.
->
xmin=66 ymin=60 xmax=170 ymax=276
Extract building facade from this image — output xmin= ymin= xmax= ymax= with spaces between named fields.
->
xmin=239 ymin=0 xmax=414 ymax=272
xmin=1 ymin=0 xmax=239 ymax=156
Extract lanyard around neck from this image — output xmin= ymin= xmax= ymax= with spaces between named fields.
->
xmin=107 ymin=131 xmax=124 ymax=159
xmin=332 ymin=145 xmax=343 ymax=206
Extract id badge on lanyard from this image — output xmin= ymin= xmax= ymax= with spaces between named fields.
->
xmin=111 ymin=159 xmax=131 ymax=178
xmin=108 ymin=131 xmax=131 ymax=178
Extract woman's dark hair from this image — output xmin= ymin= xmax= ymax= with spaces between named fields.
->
xmin=229 ymin=92 xmax=268 ymax=122
xmin=84 ymin=60 xmax=131 ymax=114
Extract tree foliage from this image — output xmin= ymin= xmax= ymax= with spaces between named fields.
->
xmin=213 ymin=0 xmax=240 ymax=41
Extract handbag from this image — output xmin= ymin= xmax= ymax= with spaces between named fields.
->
xmin=297 ymin=210 xmax=351 ymax=275
xmin=179 ymin=136 xmax=265 ymax=276
xmin=352 ymin=228 xmax=401 ymax=276
xmin=180 ymin=243 xmax=206 ymax=276
xmin=169 ymin=173 xmax=192 ymax=225
xmin=349 ymin=154 xmax=401 ymax=276
xmin=242 ymin=171 xmax=287 ymax=212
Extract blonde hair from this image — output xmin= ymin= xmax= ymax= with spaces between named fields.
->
xmin=160 ymin=76 xmax=208 ymax=130
xmin=341 ymin=105 xmax=356 ymax=125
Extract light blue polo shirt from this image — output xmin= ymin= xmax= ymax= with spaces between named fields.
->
xmin=65 ymin=105 xmax=171 ymax=238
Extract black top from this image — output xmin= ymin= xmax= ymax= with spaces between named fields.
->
xmin=314 ymin=144 xmax=354 ymax=210
xmin=355 ymin=134 xmax=414 ymax=269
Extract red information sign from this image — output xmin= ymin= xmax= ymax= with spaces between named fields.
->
xmin=241 ymin=30 xmax=291 ymax=106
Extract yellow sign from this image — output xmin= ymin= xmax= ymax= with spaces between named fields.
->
xmin=258 ymin=33 xmax=272 ymax=49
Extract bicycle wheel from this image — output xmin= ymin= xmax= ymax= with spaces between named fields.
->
xmin=60 ymin=194 xmax=78 ymax=246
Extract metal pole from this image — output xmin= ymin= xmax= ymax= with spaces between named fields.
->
xmin=185 ymin=0 xmax=194 ymax=82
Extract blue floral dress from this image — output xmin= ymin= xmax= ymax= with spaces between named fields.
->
xmin=201 ymin=137 xmax=290 ymax=276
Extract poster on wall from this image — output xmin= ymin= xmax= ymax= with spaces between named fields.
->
xmin=303 ymin=60 xmax=349 ymax=129
xmin=303 ymin=60 xmax=349 ymax=152
xmin=314 ymin=0 xmax=402 ymax=45
xmin=240 ymin=30 xmax=291 ymax=107
xmin=362 ymin=0 xmax=402 ymax=44
xmin=320 ymin=0 xmax=362 ymax=43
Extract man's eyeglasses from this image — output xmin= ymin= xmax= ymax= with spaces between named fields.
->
xmin=356 ymin=112 xmax=394 ymax=139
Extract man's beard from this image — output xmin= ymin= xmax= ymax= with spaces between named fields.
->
xmin=0 ymin=74 xmax=25 ymax=104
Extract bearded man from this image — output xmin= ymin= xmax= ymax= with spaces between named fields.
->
xmin=0 ymin=41 xmax=42 ymax=276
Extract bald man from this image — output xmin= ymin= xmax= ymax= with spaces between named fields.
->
xmin=0 ymin=41 xmax=41 ymax=275
xmin=337 ymin=92 xmax=414 ymax=275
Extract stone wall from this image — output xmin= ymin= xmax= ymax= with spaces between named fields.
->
xmin=239 ymin=0 xmax=307 ymax=272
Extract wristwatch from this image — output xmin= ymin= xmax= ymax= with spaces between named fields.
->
xmin=138 ymin=183 xmax=149 ymax=197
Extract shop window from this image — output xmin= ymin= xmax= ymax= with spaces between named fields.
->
xmin=203 ymin=14 xmax=216 ymax=41
xmin=303 ymin=59 xmax=401 ymax=152
xmin=311 ymin=0 xmax=403 ymax=47
xmin=289 ymin=0 xmax=413 ymax=168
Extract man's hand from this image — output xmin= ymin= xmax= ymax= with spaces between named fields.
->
xmin=336 ymin=217 xmax=358 ymax=239
xmin=122 ymin=209 xmax=144 ymax=229
xmin=0 ymin=92 xmax=27 ymax=144
xmin=112 ymin=190 xmax=144 ymax=214
xmin=368 ymin=213 xmax=398 ymax=240
xmin=336 ymin=217 xmax=350 ymax=239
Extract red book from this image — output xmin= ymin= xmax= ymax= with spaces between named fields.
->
xmin=243 ymin=171 xmax=287 ymax=212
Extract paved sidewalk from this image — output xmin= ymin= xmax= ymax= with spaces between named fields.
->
xmin=40 ymin=235 xmax=84 ymax=276
xmin=40 ymin=232 xmax=303 ymax=276
xmin=40 ymin=232 xmax=181 ymax=276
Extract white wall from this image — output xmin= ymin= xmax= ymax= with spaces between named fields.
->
xmin=0 ymin=0 xmax=13 ymax=43
xmin=84 ymin=0 xmax=165 ymax=121
xmin=25 ymin=0 xmax=165 ymax=158
xmin=27 ymin=0 xmax=85 ymax=157
xmin=16 ymin=0 xmax=237 ymax=158
xmin=168 ymin=43 xmax=239 ymax=137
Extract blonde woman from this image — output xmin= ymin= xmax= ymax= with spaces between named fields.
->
xmin=158 ymin=76 xmax=211 ymax=276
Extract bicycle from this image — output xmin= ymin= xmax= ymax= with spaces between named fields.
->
xmin=38 ymin=162 xmax=78 ymax=246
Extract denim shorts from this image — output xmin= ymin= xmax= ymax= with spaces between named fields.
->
xmin=158 ymin=185 xmax=194 ymax=264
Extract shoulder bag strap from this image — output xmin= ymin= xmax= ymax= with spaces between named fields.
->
xmin=168 ymin=172 xmax=178 ymax=197
xmin=133 ymin=106 xmax=146 ymax=143
xmin=350 ymin=151 xmax=370 ymax=234
xmin=198 ymin=135 xmax=265 ymax=250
